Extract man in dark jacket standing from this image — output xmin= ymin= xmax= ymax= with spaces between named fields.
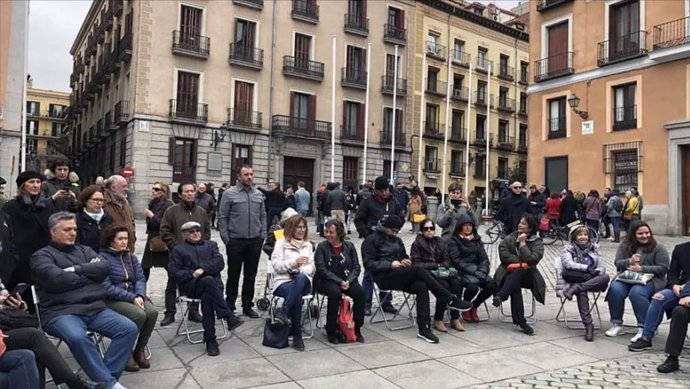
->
xmin=217 ymin=165 xmax=266 ymax=318
xmin=527 ymin=184 xmax=546 ymax=218
xmin=259 ymin=181 xmax=286 ymax=231
xmin=355 ymin=176 xmax=405 ymax=315
xmin=31 ymin=212 xmax=138 ymax=389
xmin=169 ymin=221 xmax=244 ymax=356
xmin=498 ymin=181 xmax=529 ymax=235
xmin=325 ymin=182 xmax=348 ymax=225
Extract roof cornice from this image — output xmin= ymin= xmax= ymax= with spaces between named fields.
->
xmin=70 ymin=0 xmax=104 ymax=56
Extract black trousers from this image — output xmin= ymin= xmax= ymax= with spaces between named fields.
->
xmin=4 ymin=327 xmax=79 ymax=389
xmin=164 ymin=266 xmax=178 ymax=314
xmin=665 ymin=305 xmax=690 ymax=357
xmin=225 ymin=237 xmax=263 ymax=310
xmin=317 ymin=280 xmax=365 ymax=334
xmin=463 ymin=279 xmax=498 ymax=308
xmin=183 ymin=276 xmax=231 ymax=342
xmin=496 ymin=268 xmax=534 ymax=325
xmin=436 ymin=278 xmax=462 ymax=320
xmin=374 ymin=266 xmax=453 ymax=328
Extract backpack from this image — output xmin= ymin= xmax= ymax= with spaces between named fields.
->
xmin=338 ymin=298 xmax=356 ymax=343
xmin=613 ymin=197 xmax=623 ymax=213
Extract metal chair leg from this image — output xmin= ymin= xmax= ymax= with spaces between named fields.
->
xmin=499 ymin=290 xmax=536 ymax=324
xmin=369 ymin=287 xmax=416 ymax=331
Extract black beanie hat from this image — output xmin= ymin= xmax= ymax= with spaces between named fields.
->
xmin=16 ymin=170 xmax=44 ymax=188
xmin=374 ymin=176 xmax=389 ymax=190
xmin=382 ymin=215 xmax=404 ymax=230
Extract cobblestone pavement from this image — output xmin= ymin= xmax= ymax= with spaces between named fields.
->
xmin=48 ymin=219 xmax=690 ymax=389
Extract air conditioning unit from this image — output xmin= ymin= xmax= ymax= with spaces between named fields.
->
xmin=454 ymin=89 xmax=463 ymax=98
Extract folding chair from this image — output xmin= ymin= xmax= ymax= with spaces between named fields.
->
xmin=175 ymin=295 xmax=228 ymax=344
xmin=498 ymin=290 xmax=537 ymax=324
xmin=369 ymin=284 xmax=416 ymax=331
xmin=553 ymin=258 xmax=603 ymax=329
xmin=266 ymin=258 xmax=316 ymax=339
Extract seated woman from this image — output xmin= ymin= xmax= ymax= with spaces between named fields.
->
xmin=76 ymin=185 xmax=113 ymax=252
xmin=410 ymin=218 xmax=464 ymax=333
xmin=100 ymin=224 xmax=159 ymax=372
xmin=494 ymin=214 xmax=545 ymax=336
xmin=628 ymin=240 xmax=689 ymax=352
xmin=447 ymin=213 xmax=498 ymax=324
xmin=605 ymin=221 xmax=669 ymax=342
xmin=314 ymin=219 xmax=365 ymax=344
xmin=556 ymin=225 xmax=610 ymax=341
xmin=271 ymin=215 xmax=315 ymax=351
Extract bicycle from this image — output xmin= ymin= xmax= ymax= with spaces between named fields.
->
xmin=481 ymin=214 xmax=505 ymax=244
xmin=540 ymin=220 xmax=599 ymax=246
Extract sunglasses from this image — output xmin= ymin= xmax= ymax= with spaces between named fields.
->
xmin=512 ymin=186 xmax=522 ymax=190
xmin=151 ymin=187 xmax=162 ymax=192
xmin=422 ymin=226 xmax=435 ymax=231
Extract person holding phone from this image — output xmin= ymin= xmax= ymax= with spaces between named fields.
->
xmin=41 ymin=158 xmax=80 ymax=213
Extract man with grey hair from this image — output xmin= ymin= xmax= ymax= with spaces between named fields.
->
xmin=103 ymin=175 xmax=136 ymax=252
xmin=31 ymin=212 xmax=138 ymax=389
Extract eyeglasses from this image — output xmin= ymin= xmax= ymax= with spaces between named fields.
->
xmin=512 ymin=186 xmax=522 ymax=190
xmin=422 ymin=226 xmax=435 ymax=231
xmin=151 ymin=187 xmax=162 ymax=192
xmin=89 ymin=198 xmax=104 ymax=202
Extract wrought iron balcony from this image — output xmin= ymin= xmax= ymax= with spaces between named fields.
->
xmin=450 ymin=126 xmax=467 ymax=143
xmin=476 ymin=58 xmax=493 ymax=74
xmin=548 ymin=117 xmax=567 ymax=139
xmin=474 ymin=133 xmax=493 ymax=147
xmin=117 ymin=32 xmax=132 ymax=62
xmin=272 ymin=115 xmax=331 ymax=139
xmin=380 ymin=130 xmax=406 ymax=147
xmin=172 ymin=30 xmax=210 ymax=59
xmin=475 ymin=92 xmax=493 ymax=107
xmin=518 ymin=140 xmax=528 ymax=153
xmin=344 ymin=13 xmax=368 ymax=36
xmin=518 ymin=102 xmax=528 ymax=116
xmin=229 ymin=43 xmax=263 ymax=69
xmin=341 ymin=67 xmax=367 ymax=89
xmin=169 ymin=100 xmax=208 ymax=123
xmin=497 ymin=97 xmax=516 ymax=112
xmin=498 ymin=65 xmax=515 ymax=80
xmin=233 ymin=0 xmax=263 ymax=10
xmin=423 ymin=121 xmax=444 ymax=139
xmin=340 ymin=125 xmax=364 ymax=142
xmin=114 ymin=100 xmax=129 ymax=125
xmin=495 ymin=135 xmax=515 ymax=151
xmin=597 ymin=31 xmax=647 ymax=66
xmin=292 ymin=0 xmax=319 ymax=23
xmin=612 ymin=105 xmax=637 ymax=131
xmin=450 ymin=163 xmax=465 ymax=176
xmin=423 ymin=158 xmax=441 ymax=173
xmin=111 ymin=0 xmax=123 ymax=16
xmin=381 ymin=75 xmax=407 ymax=96
xmin=536 ymin=0 xmax=573 ymax=13
xmin=283 ymin=56 xmax=324 ymax=81
xmin=519 ymin=68 xmax=529 ymax=85
xmin=384 ymin=24 xmax=406 ymax=45
xmin=451 ymin=50 xmax=471 ymax=67
xmin=653 ymin=16 xmax=690 ymax=50
xmin=425 ymin=79 xmax=447 ymax=96
xmin=227 ymin=108 xmax=263 ymax=131
xmin=426 ymin=42 xmax=446 ymax=60
xmin=534 ymin=51 xmax=574 ymax=82
xmin=451 ymin=86 xmax=469 ymax=101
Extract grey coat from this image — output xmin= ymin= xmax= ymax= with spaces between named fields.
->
xmin=614 ymin=243 xmax=670 ymax=292
xmin=217 ymin=183 xmax=266 ymax=242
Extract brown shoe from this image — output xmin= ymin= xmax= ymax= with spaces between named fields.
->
xmin=125 ymin=354 xmax=140 ymax=372
xmin=433 ymin=320 xmax=448 ymax=333
xmin=134 ymin=347 xmax=150 ymax=369
xmin=584 ymin=324 xmax=594 ymax=342
xmin=450 ymin=319 xmax=465 ymax=332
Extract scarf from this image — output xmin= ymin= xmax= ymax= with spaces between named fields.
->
xmin=19 ymin=194 xmax=46 ymax=210
xmin=84 ymin=209 xmax=104 ymax=223
xmin=571 ymin=242 xmax=594 ymax=266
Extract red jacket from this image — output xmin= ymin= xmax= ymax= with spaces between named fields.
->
xmin=545 ymin=198 xmax=561 ymax=219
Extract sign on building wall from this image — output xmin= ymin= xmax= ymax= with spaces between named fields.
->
xmin=207 ymin=152 xmax=222 ymax=172
xmin=581 ymin=120 xmax=594 ymax=135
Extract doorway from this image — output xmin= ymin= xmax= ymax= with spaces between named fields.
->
xmin=682 ymin=146 xmax=690 ymax=235
xmin=283 ymin=156 xmax=315 ymax=213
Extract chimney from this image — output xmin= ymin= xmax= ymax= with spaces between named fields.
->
xmin=26 ymin=74 xmax=33 ymax=89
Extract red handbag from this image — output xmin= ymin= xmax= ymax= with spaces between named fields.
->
xmin=338 ymin=298 xmax=356 ymax=343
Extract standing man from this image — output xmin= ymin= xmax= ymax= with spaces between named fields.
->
xmin=102 ymin=175 xmax=136 ymax=252
xmin=325 ymin=182 xmax=347 ymax=225
xmin=294 ymin=181 xmax=311 ymax=217
xmin=527 ymin=184 xmax=546 ymax=218
xmin=436 ymin=183 xmax=477 ymax=240
xmin=497 ymin=181 xmax=529 ymax=235
xmin=41 ymin=157 xmax=80 ymax=212
xmin=195 ymin=183 xmax=216 ymax=219
xmin=218 ymin=165 xmax=266 ymax=318
xmin=158 ymin=182 xmax=211 ymax=326
xmin=260 ymin=181 xmax=286 ymax=232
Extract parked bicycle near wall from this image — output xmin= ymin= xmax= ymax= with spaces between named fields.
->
xmin=540 ymin=220 xmax=599 ymax=246
xmin=481 ymin=213 xmax=505 ymax=244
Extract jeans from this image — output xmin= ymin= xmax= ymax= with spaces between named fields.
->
xmin=607 ymin=280 xmax=655 ymax=327
xmin=496 ymin=268 xmax=534 ymax=325
xmin=362 ymin=270 xmax=393 ymax=310
xmin=610 ymin=216 xmax=621 ymax=234
xmin=665 ymin=305 xmax=690 ymax=357
xmin=106 ymin=299 xmax=159 ymax=350
xmin=44 ymin=309 xmax=138 ymax=387
xmin=183 ymin=276 xmax=231 ymax=342
xmin=225 ymin=237 xmax=263 ymax=310
xmin=642 ymin=288 xmax=680 ymax=340
xmin=164 ymin=266 xmax=178 ymax=314
xmin=274 ymin=273 xmax=312 ymax=336
xmin=317 ymin=280 xmax=365 ymax=334
xmin=0 ymin=350 xmax=39 ymax=389
xmin=586 ymin=219 xmax=599 ymax=232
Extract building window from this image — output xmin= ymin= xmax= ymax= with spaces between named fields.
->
xmin=548 ymin=97 xmax=566 ymax=139
xmin=499 ymin=87 xmax=509 ymax=108
xmin=451 ymin=110 xmax=464 ymax=138
xmin=385 ymin=53 xmax=402 ymax=77
xmin=345 ymin=45 xmax=366 ymax=80
xmin=27 ymin=101 xmax=40 ymax=116
xmin=387 ymin=6 xmax=404 ymax=30
xmin=51 ymin=122 xmax=64 ymax=137
xmin=424 ymin=146 xmax=438 ymax=172
xmin=453 ymin=39 xmax=465 ymax=62
xmin=26 ymin=120 xmax=39 ymax=135
xmin=498 ymin=157 xmax=509 ymax=179
xmin=291 ymin=92 xmax=315 ymax=128
xmin=613 ymin=149 xmax=638 ymax=192
xmin=119 ymin=135 xmax=127 ymax=168
xmin=477 ymin=80 xmax=487 ymax=104
xmin=520 ymin=61 xmax=528 ymax=83
xmin=425 ymin=104 xmax=439 ymax=133
xmin=343 ymin=101 xmax=363 ymax=137
xmin=477 ymin=47 xmax=488 ymax=70
xmin=383 ymin=107 xmax=403 ymax=137
xmin=49 ymin=104 xmax=65 ymax=118
xmin=542 ymin=21 xmax=570 ymax=79
xmin=613 ymin=83 xmax=637 ymax=131
xmin=231 ymin=144 xmax=252 ymax=181
xmin=519 ymin=124 xmax=527 ymax=148
xmin=476 ymin=114 xmax=486 ymax=140
xmin=343 ymin=156 xmax=358 ymax=190
xmin=169 ymin=137 xmax=197 ymax=182
xmin=175 ymin=71 xmax=201 ymax=118
xmin=294 ymin=33 xmax=312 ymax=64
xmin=27 ymin=139 xmax=38 ymax=153
xmin=498 ymin=120 xmax=509 ymax=143
xmin=427 ymin=67 xmax=439 ymax=92
xmin=178 ymin=5 xmax=204 ymax=49
xmin=234 ymin=19 xmax=257 ymax=56
xmin=233 ymin=81 xmax=254 ymax=124
xmin=499 ymin=54 xmax=510 ymax=76
xmin=450 ymin=150 xmax=463 ymax=175
xmin=519 ymin=92 xmax=527 ymax=114
xmin=475 ymin=154 xmax=486 ymax=177
xmin=453 ymin=73 xmax=464 ymax=92
xmin=427 ymin=31 xmax=441 ymax=56
xmin=383 ymin=160 xmax=392 ymax=180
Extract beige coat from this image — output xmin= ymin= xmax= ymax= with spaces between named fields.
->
xmin=407 ymin=194 xmax=423 ymax=222
xmin=103 ymin=190 xmax=136 ymax=252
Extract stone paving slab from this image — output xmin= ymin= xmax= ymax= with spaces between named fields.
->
xmin=374 ymin=359 xmax=482 ymax=389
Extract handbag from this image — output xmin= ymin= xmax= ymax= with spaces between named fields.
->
xmin=615 ymin=270 xmax=653 ymax=285
xmin=0 ymin=308 xmax=39 ymax=331
xmin=338 ymin=298 xmax=357 ymax=343
xmin=538 ymin=217 xmax=550 ymax=231
xmin=561 ymin=268 xmax=590 ymax=284
xmin=506 ymin=263 xmax=529 ymax=272
xmin=412 ymin=214 xmax=426 ymax=223
xmin=262 ymin=317 xmax=290 ymax=349
xmin=430 ymin=267 xmax=459 ymax=279
xmin=149 ymin=236 xmax=168 ymax=253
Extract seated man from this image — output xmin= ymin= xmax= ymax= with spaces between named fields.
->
xmin=169 ymin=221 xmax=244 ymax=356
xmin=657 ymin=282 xmax=690 ymax=373
xmin=362 ymin=215 xmax=471 ymax=344
xmin=31 ymin=212 xmax=138 ymax=389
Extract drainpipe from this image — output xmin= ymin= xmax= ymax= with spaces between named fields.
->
xmin=267 ymin=0 xmax=277 ymax=181
xmin=513 ymin=33 xmax=519 ymax=164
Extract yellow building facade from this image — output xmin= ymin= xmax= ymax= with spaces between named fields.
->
xmin=26 ymin=87 xmax=70 ymax=172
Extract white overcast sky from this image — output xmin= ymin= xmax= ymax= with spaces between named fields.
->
xmin=27 ymin=0 xmax=523 ymax=92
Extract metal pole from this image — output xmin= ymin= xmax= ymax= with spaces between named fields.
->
xmin=464 ymin=63 xmax=473 ymax=196
xmin=417 ymin=55 xmax=427 ymax=185
xmin=441 ymin=48 xmax=452 ymax=206
xmin=390 ymin=45 xmax=399 ymax=182
xmin=485 ymin=65 xmax=491 ymax=215
xmin=362 ymin=42 xmax=371 ymax=185
xmin=330 ymin=36 xmax=336 ymax=183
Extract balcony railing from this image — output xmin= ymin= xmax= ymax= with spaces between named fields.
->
xmin=450 ymin=126 xmax=467 ymax=143
xmin=423 ymin=121 xmax=444 ymax=138
xmin=425 ymin=79 xmax=447 ymax=96
xmin=227 ymin=108 xmax=263 ymax=130
xmin=519 ymin=68 xmax=529 ymax=85
xmin=612 ymin=105 xmax=637 ymax=131
xmin=597 ymin=31 xmax=647 ymax=66
xmin=381 ymin=75 xmax=407 ymax=96
xmin=518 ymin=140 xmax=528 ymax=153
xmin=426 ymin=42 xmax=446 ymax=60
xmin=518 ymin=102 xmax=528 ymax=116
xmin=229 ymin=43 xmax=263 ymax=69
xmin=292 ymin=0 xmax=319 ymax=23
xmin=474 ymin=133 xmax=493 ymax=147
xmin=548 ymin=117 xmax=567 ymax=139
xmin=653 ymin=16 xmax=690 ymax=49
xmin=536 ymin=0 xmax=573 ymax=12
xmin=344 ymin=13 xmax=368 ymax=36
xmin=103 ymin=112 xmax=112 ymax=133
xmin=423 ymin=158 xmax=441 ymax=173
xmin=384 ymin=24 xmax=406 ymax=45
xmin=117 ymin=32 xmax=132 ymax=62
xmin=498 ymin=65 xmax=515 ymax=80
xmin=272 ymin=114 xmax=331 ymax=138
xmin=283 ymin=56 xmax=324 ymax=81
xmin=450 ymin=163 xmax=465 ymax=176
xmin=475 ymin=91 xmax=492 ymax=107
xmin=451 ymin=50 xmax=471 ymax=67
xmin=111 ymin=0 xmax=123 ymax=16
xmin=476 ymin=58 xmax=493 ymax=74
xmin=169 ymin=100 xmax=208 ymax=123
xmin=233 ymin=0 xmax=264 ymax=9
xmin=534 ymin=51 xmax=574 ymax=82
xmin=497 ymin=97 xmax=516 ymax=112
xmin=114 ymin=100 xmax=129 ymax=125
xmin=380 ymin=130 xmax=406 ymax=147
xmin=341 ymin=67 xmax=367 ymax=89
xmin=451 ymin=86 xmax=469 ymax=101
xmin=172 ymin=30 xmax=210 ymax=59
xmin=341 ymin=125 xmax=364 ymax=141
xmin=496 ymin=135 xmax=515 ymax=150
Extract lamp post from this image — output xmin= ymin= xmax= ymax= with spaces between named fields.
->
xmin=212 ymin=124 xmax=227 ymax=151
xmin=567 ymin=94 xmax=589 ymax=120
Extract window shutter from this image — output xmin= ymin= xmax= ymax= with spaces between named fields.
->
xmin=190 ymin=140 xmax=198 ymax=168
xmin=307 ymin=94 xmax=316 ymax=121
xmin=168 ymin=137 xmax=176 ymax=165
xmin=358 ymin=103 xmax=365 ymax=136
xmin=342 ymin=101 xmax=348 ymax=133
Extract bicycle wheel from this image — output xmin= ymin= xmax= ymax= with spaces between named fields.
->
xmin=588 ymin=225 xmax=600 ymax=244
xmin=540 ymin=225 xmax=559 ymax=245
xmin=483 ymin=222 xmax=502 ymax=244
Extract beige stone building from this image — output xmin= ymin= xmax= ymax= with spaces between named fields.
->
xmin=69 ymin=0 xmax=424 ymax=214
xmin=25 ymin=85 xmax=70 ymax=172
xmin=528 ymin=0 xmax=690 ymax=235
xmin=411 ymin=0 xmax=529 ymax=203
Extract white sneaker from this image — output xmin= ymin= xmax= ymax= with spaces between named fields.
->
xmin=112 ymin=383 xmax=128 ymax=389
xmin=630 ymin=328 xmax=644 ymax=342
xmin=605 ymin=325 xmax=625 ymax=337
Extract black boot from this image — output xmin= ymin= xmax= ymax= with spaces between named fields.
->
xmin=69 ymin=375 xmax=107 ymax=389
xmin=613 ymin=231 xmax=621 ymax=243
xmin=160 ymin=312 xmax=175 ymax=327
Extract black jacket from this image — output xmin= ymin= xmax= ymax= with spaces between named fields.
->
xmin=260 ymin=187 xmax=286 ymax=211
xmin=667 ymin=242 xmax=690 ymax=288
xmin=362 ymin=227 xmax=408 ymax=275
xmin=0 ymin=210 xmax=17 ymax=290
xmin=446 ymin=214 xmax=491 ymax=285
xmin=169 ymin=239 xmax=225 ymax=291
xmin=497 ymin=193 xmax=529 ymax=234
xmin=326 ymin=188 xmax=348 ymax=212
xmin=314 ymin=240 xmax=360 ymax=285
xmin=354 ymin=195 xmax=404 ymax=238
xmin=76 ymin=211 xmax=113 ymax=253
xmin=30 ymin=242 xmax=110 ymax=323
xmin=145 ymin=196 xmax=176 ymax=235
xmin=410 ymin=234 xmax=447 ymax=270
xmin=528 ymin=192 xmax=546 ymax=215
xmin=560 ymin=195 xmax=581 ymax=225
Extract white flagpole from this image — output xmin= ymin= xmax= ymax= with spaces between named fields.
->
xmin=464 ymin=62 xmax=473 ymax=196
xmin=362 ymin=42 xmax=372 ymax=185
xmin=390 ymin=45 xmax=399 ymax=182
xmin=417 ymin=55 xmax=427 ymax=185
xmin=331 ymin=36 xmax=336 ymax=183
xmin=485 ymin=64 xmax=491 ymax=215
xmin=441 ymin=48 xmax=452 ymax=206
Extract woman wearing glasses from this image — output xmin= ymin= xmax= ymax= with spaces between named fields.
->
xmin=141 ymin=183 xmax=174 ymax=281
xmin=410 ymin=218 xmax=464 ymax=332
xmin=76 ymin=185 xmax=113 ymax=252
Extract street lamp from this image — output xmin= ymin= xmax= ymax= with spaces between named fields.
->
xmin=567 ymin=93 xmax=589 ymax=120
xmin=212 ymin=124 xmax=227 ymax=151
